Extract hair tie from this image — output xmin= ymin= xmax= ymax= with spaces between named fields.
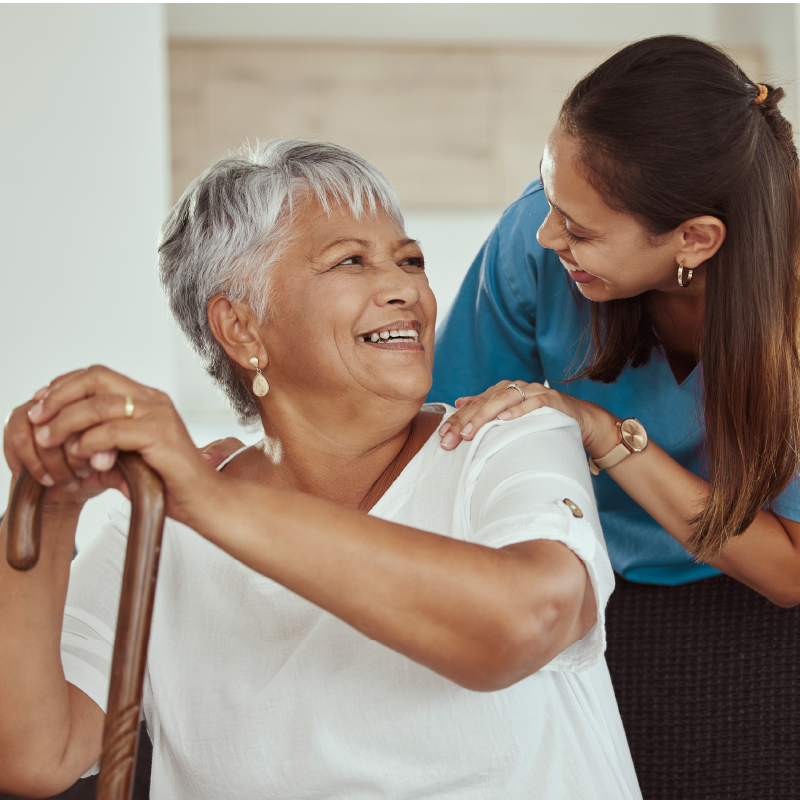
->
xmin=754 ymin=84 xmax=769 ymax=105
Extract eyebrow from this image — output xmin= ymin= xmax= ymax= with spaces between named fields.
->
xmin=322 ymin=237 xmax=420 ymax=251
xmin=323 ymin=238 xmax=371 ymax=250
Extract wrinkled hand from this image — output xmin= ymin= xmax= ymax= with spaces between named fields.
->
xmin=200 ymin=438 xmax=246 ymax=469
xmin=438 ymin=380 xmax=616 ymax=455
xmin=5 ymin=365 xmax=221 ymax=524
xmin=4 ymin=372 xmax=111 ymax=511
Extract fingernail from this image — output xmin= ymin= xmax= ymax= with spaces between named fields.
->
xmin=33 ymin=386 xmax=48 ymax=401
xmin=75 ymin=468 xmax=92 ymax=479
xmin=35 ymin=425 xmax=50 ymax=444
xmin=438 ymin=423 xmax=451 ymax=437
xmin=202 ymin=452 xmax=213 ymax=462
xmin=460 ymin=423 xmax=473 ymax=438
xmin=69 ymin=440 xmax=81 ymax=455
xmin=64 ymin=481 xmax=80 ymax=493
xmin=28 ymin=401 xmax=44 ymax=422
xmin=40 ymin=473 xmax=55 ymax=487
xmin=91 ymin=451 xmax=115 ymax=471
xmin=441 ymin=432 xmax=454 ymax=448
xmin=498 ymin=411 xmax=512 ymax=421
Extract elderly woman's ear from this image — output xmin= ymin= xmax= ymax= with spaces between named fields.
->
xmin=207 ymin=294 xmax=269 ymax=373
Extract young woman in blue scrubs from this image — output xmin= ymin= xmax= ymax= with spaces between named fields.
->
xmin=431 ymin=36 xmax=800 ymax=799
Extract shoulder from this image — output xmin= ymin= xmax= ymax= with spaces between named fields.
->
xmin=489 ymin=179 xmax=550 ymax=246
xmin=497 ymin=178 xmax=550 ymax=228
xmin=466 ymin=409 xmax=592 ymax=503
xmin=476 ymin=407 xmax=582 ymax=455
xmin=482 ymin=179 xmax=562 ymax=292
xmin=477 ymin=178 xmax=548 ymax=247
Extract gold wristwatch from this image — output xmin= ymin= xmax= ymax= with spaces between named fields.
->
xmin=588 ymin=418 xmax=648 ymax=475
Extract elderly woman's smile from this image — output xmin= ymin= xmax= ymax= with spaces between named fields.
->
xmin=356 ymin=322 xmax=420 ymax=346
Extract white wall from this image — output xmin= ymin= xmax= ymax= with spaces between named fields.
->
xmin=0 ymin=5 xmax=172 ymax=544
xmin=167 ymin=3 xmax=719 ymax=46
xmin=719 ymin=3 xmax=800 ymax=127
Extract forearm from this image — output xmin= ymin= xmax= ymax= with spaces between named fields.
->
xmin=0 ymin=500 xmax=97 ymax=794
xmin=187 ymin=477 xmax=590 ymax=691
xmin=602 ymin=435 xmax=800 ymax=606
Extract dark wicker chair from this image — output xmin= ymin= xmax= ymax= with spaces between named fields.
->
xmin=606 ymin=574 xmax=800 ymax=800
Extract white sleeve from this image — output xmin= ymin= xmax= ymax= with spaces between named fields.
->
xmin=462 ymin=408 xmax=615 ymax=672
xmin=61 ymin=504 xmax=131 ymax=776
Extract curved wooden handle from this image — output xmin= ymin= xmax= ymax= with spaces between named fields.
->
xmin=6 ymin=466 xmax=45 ymax=569
xmin=7 ymin=453 xmax=166 ymax=800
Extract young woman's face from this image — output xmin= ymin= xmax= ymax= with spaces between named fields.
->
xmin=537 ymin=128 xmax=683 ymax=301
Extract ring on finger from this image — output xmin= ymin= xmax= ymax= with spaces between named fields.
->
xmin=124 ymin=395 xmax=135 ymax=418
xmin=506 ymin=383 xmax=525 ymax=401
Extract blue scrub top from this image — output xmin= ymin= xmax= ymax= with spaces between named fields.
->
xmin=429 ymin=179 xmax=800 ymax=585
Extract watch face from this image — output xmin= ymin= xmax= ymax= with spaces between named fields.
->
xmin=620 ymin=418 xmax=648 ymax=452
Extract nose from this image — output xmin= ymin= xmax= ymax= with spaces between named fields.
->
xmin=536 ymin=206 xmax=563 ymax=251
xmin=374 ymin=262 xmax=423 ymax=308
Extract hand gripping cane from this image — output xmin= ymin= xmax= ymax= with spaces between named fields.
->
xmin=7 ymin=452 xmax=166 ymax=800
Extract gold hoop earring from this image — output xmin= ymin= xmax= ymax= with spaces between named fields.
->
xmin=678 ymin=259 xmax=693 ymax=288
xmin=249 ymin=357 xmax=269 ymax=397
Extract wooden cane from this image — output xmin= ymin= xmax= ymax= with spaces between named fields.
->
xmin=7 ymin=452 xmax=166 ymax=800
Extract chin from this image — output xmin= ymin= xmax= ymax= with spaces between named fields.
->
xmin=575 ymin=281 xmax=630 ymax=303
xmin=381 ymin=372 xmax=432 ymax=404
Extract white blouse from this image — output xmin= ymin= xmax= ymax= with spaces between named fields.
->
xmin=61 ymin=405 xmax=641 ymax=799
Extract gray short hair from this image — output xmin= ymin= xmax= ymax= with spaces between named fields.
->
xmin=158 ymin=139 xmax=405 ymax=427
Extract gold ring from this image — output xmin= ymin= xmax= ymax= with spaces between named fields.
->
xmin=124 ymin=396 xmax=134 ymax=418
xmin=507 ymin=383 xmax=525 ymax=401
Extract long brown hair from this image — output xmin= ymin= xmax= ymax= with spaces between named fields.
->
xmin=559 ymin=36 xmax=800 ymax=560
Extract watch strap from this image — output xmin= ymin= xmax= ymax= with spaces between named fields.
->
xmin=588 ymin=442 xmax=631 ymax=475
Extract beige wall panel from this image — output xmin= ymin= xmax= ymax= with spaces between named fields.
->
xmin=170 ymin=46 xmax=206 ymax=199
xmin=171 ymin=42 xmax=499 ymax=208
xmin=170 ymin=41 xmax=764 ymax=210
xmin=494 ymin=47 xmax=611 ymax=201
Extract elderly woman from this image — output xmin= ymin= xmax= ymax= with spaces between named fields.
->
xmin=0 ymin=140 xmax=640 ymax=799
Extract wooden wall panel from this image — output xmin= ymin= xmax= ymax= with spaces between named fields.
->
xmin=169 ymin=41 xmax=763 ymax=209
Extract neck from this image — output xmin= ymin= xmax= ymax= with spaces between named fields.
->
xmin=650 ymin=273 xmax=706 ymax=358
xmin=228 ymin=392 xmax=426 ymax=509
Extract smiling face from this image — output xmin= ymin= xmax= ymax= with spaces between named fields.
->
xmin=537 ymin=128 xmax=684 ymax=301
xmin=257 ymin=195 xmax=436 ymax=416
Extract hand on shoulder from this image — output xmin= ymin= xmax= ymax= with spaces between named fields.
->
xmin=437 ymin=380 xmax=614 ymax=455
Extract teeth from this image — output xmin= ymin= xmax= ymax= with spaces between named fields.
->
xmin=361 ymin=328 xmax=420 ymax=342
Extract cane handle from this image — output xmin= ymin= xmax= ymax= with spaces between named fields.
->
xmin=7 ymin=452 xmax=166 ymax=800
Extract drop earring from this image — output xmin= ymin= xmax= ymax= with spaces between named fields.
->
xmin=249 ymin=357 xmax=269 ymax=397
xmin=678 ymin=258 xmax=693 ymax=288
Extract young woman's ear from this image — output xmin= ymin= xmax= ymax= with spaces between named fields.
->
xmin=675 ymin=216 xmax=727 ymax=268
xmin=207 ymin=294 xmax=268 ymax=371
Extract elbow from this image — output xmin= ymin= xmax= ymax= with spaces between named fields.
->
xmin=753 ymin=569 xmax=800 ymax=608
xmin=0 ymin=771 xmax=71 ymax=800
xmin=763 ymin=586 xmax=800 ymax=609
xmin=448 ymin=555 xmax=594 ymax=693
xmin=455 ymin=598 xmax=573 ymax=693
xmin=0 ymin=735 xmax=84 ymax=799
